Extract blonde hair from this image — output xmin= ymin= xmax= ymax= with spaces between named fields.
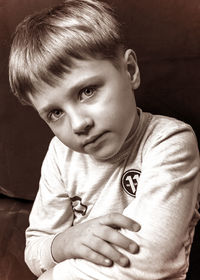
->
xmin=9 ymin=0 xmax=125 ymax=105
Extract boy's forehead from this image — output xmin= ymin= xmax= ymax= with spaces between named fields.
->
xmin=69 ymin=56 xmax=120 ymax=71
xmin=60 ymin=58 xmax=117 ymax=85
xmin=29 ymin=57 xmax=123 ymax=113
xmin=48 ymin=57 xmax=123 ymax=89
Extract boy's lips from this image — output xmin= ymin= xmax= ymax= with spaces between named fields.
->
xmin=83 ymin=132 xmax=108 ymax=148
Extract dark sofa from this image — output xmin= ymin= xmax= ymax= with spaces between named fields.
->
xmin=0 ymin=0 xmax=199 ymax=279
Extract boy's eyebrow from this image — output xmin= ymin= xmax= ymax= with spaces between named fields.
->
xmin=38 ymin=104 xmax=57 ymax=116
xmin=38 ymin=75 xmax=102 ymax=116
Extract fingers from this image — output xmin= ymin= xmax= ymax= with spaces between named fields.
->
xmin=95 ymin=225 xmax=139 ymax=254
xmin=100 ymin=213 xmax=141 ymax=232
xmin=78 ymin=244 xmax=113 ymax=267
xmin=54 ymin=213 xmax=141 ymax=268
xmin=82 ymin=237 xmax=130 ymax=267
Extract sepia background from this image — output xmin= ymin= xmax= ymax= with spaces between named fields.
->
xmin=0 ymin=0 xmax=199 ymax=279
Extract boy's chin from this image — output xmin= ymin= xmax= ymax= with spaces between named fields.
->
xmin=88 ymin=145 xmax=121 ymax=162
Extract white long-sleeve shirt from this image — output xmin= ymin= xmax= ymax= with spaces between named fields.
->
xmin=25 ymin=109 xmax=200 ymax=279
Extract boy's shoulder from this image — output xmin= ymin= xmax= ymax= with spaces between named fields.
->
xmin=46 ymin=136 xmax=72 ymax=163
xmin=149 ymin=113 xmax=194 ymax=135
xmin=48 ymin=136 xmax=67 ymax=152
xmin=47 ymin=136 xmax=88 ymax=164
xmin=143 ymin=111 xmax=197 ymax=148
xmin=150 ymin=113 xmax=188 ymax=126
xmin=139 ymin=108 xmax=195 ymax=140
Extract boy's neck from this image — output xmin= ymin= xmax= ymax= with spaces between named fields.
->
xmin=127 ymin=110 xmax=140 ymax=141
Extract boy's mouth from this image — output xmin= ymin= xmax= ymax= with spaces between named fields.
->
xmin=83 ymin=132 xmax=108 ymax=148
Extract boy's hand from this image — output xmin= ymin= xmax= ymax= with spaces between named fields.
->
xmin=51 ymin=213 xmax=140 ymax=267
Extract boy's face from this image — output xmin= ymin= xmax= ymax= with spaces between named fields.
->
xmin=29 ymin=49 xmax=140 ymax=161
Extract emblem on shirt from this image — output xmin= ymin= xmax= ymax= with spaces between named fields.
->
xmin=121 ymin=169 xmax=141 ymax=197
xmin=71 ymin=196 xmax=87 ymax=218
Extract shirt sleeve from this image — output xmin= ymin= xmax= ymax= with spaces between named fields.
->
xmin=38 ymin=123 xmax=200 ymax=280
xmin=24 ymin=138 xmax=74 ymax=277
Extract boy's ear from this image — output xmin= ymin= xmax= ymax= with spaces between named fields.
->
xmin=124 ymin=49 xmax=140 ymax=90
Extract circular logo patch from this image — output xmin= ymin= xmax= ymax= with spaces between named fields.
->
xmin=121 ymin=169 xmax=141 ymax=197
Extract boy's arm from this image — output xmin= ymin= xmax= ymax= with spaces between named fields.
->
xmin=38 ymin=123 xmax=200 ymax=280
xmin=25 ymin=138 xmax=140 ymax=277
xmin=25 ymin=138 xmax=74 ymax=276
xmin=119 ymin=123 xmax=200 ymax=279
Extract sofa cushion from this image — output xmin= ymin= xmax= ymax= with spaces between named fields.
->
xmin=0 ymin=195 xmax=36 ymax=280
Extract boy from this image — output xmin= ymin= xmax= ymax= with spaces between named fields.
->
xmin=9 ymin=0 xmax=200 ymax=279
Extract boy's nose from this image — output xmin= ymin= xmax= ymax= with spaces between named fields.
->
xmin=70 ymin=109 xmax=94 ymax=135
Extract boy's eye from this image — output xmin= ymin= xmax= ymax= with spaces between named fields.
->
xmin=48 ymin=109 xmax=63 ymax=122
xmin=79 ymin=87 xmax=96 ymax=101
